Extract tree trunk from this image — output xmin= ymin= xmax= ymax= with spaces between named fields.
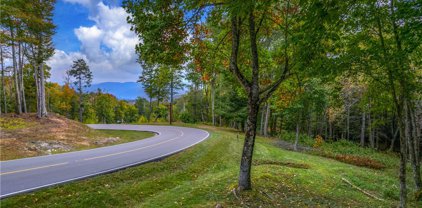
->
xmin=389 ymin=128 xmax=399 ymax=152
xmin=238 ymin=96 xmax=259 ymax=191
xmin=238 ymin=10 xmax=261 ymax=191
xmin=294 ymin=122 xmax=300 ymax=151
xmin=148 ymin=96 xmax=152 ymax=122
xmin=11 ymin=28 xmax=22 ymax=114
xmin=398 ymin=111 xmax=407 ymax=208
xmin=18 ymin=43 xmax=26 ymax=113
xmin=169 ymin=70 xmax=174 ymax=125
xmin=39 ymin=63 xmax=47 ymax=118
xmin=360 ymin=111 xmax=366 ymax=147
xmin=78 ymin=76 xmax=83 ymax=122
xmin=219 ymin=115 xmax=222 ymax=127
xmin=34 ymin=65 xmax=40 ymax=116
xmin=406 ymin=102 xmax=421 ymax=194
xmin=260 ymin=104 xmax=265 ymax=135
xmin=278 ymin=116 xmax=283 ymax=135
xmin=329 ymin=121 xmax=333 ymax=140
xmin=368 ymin=110 xmax=375 ymax=148
xmin=263 ymin=103 xmax=270 ymax=137
xmin=211 ymin=78 xmax=216 ymax=126
xmin=0 ymin=46 xmax=6 ymax=114
xmin=346 ymin=104 xmax=350 ymax=140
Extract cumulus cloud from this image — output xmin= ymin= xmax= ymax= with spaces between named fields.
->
xmin=48 ymin=1 xmax=140 ymax=84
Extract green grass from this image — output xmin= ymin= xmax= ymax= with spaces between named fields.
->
xmin=0 ymin=117 xmax=35 ymax=130
xmin=49 ymin=130 xmax=156 ymax=155
xmin=94 ymin=130 xmax=156 ymax=146
xmin=279 ymin=131 xmax=399 ymax=168
xmin=2 ymin=126 xmax=420 ymax=207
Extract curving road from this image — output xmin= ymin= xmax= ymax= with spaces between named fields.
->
xmin=0 ymin=124 xmax=209 ymax=199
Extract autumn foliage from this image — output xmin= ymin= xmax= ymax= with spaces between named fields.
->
xmin=316 ymin=151 xmax=386 ymax=170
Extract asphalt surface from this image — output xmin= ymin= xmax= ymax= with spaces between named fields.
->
xmin=0 ymin=124 xmax=209 ymax=198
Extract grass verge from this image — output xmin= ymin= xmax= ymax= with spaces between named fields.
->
xmin=2 ymin=125 xmax=420 ymax=207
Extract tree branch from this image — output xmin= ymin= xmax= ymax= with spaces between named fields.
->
xmin=255 ymin=12 xmax=266 ymax=34
xmin=259 ymin=67 xmax=289 ymax=104
xmin=230 ymin=16 xmax=251 ymax=90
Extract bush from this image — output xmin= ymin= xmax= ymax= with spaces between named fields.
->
xmin=315 ymin=151 xmax=386 ymax=170
xmin=136 ymin=115 xmax=148 ymax=124
xmin=278 ymin=130 xmax=314 ymax=147
xmin=313 ymin=135 xmax=324 ymax=148
xmin=179 ymin=111 xmax=196 ymax=123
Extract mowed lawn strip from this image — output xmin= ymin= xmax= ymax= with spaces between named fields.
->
xmin=2 ymin=126 xmax=420 ymax=207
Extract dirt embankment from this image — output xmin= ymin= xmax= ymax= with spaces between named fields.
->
xmin=0 ymin=113 xmax=118 ymax=160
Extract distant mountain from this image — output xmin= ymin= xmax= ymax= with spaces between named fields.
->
xmin=86 ymin=82 xmax=146 ymax=100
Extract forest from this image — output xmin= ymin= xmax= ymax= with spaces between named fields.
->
xmin=1 ymin=0 xmax=421 ymax=207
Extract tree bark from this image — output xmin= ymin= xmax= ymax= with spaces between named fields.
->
xmin=78 ymin=74 xmax=83 ymax=122
xmin=346 ymin=104 xmax=350 ymax=140
xmin=169 ymin=70 xmax=174 ymax=125
xmin=263 ymin=103 xmax=270 ymax=137
xmin=389 ymin=128 xmax=399 ymax=152
xmin=39 ymin=63 xmax=47 ymax=117
xmin=237 ymin=9 xmax=261 ymax=191
xmin=238 ymin=96 xmax=259 ymax=190
xmin=368 ymin=110 xmax=375 ymax=148
xmin=148 ymin=96 xmax=152 ymax=122
xmin=18 ymin=42 xmax=26 ymax=113
xmin=397 ymin=109 xmax=407 ymax=208
xmin=360 ymin=111 xmax=366 ymax=147
xmin=10 ymin=27 xmax=22 ymax=114
xmin=294 ymin=122 xmax=300 ymax=151
xmin=260 ymin=104 xmax=265 ymax=135
xmin=0 ymin=46 xmax=6 ymax=114
xmin=211 ymin=77 xmax=216 ymax=126
xmin=406 ymin=102 xmax=421 ymax=194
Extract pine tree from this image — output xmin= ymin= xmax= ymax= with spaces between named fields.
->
xmin=69 ymin=58 xmax=92 ymax=123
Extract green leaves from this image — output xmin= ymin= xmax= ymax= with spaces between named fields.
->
xmin=68 ymin=58 xmax=93 ymax=91
xmin=124 ymin=0 xmax=189 ymax=67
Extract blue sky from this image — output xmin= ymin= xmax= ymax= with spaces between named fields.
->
xmin=53 ymin=1 xmax=93 ymax=52
xmin=48 ymin=0 xmax=140 ymax=84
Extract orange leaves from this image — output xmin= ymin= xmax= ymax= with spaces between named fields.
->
xmin=202 ymin=73 xmax=210 ymax=82
xmin=316 ymin=151 xmax=386 ymax=170
xmin=313 ymin=135 xmax=324 ymax=148
xmin=222 ymin=59 xmax=229 ymax=68
xmin=333 ymin=154 xmax=385 ymax=170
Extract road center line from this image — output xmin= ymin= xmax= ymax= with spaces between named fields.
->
xmin=0 ymin=162 xmax=69 ymax=176
xmin=83 ymin=130 xmax=184 ymax=161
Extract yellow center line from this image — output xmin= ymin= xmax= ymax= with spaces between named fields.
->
xmin=0 ymin=162 xmax=69 ymax=176
xmin=83 ymin=131 xmax=184 ymax=161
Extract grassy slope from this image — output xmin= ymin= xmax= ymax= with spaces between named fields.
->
xmin=0 ymin=114 xmax=155 ymax=160
xmin=2 ymin=125 xmax=420 ymax=207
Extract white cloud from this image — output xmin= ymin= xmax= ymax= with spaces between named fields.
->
xmin=48 ymin=1 xmax=140 ymax=84
xmin=47 ymin=50 xmax=86 ymax=82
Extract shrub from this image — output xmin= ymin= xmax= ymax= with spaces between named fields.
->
xmin=136 ymin=115 xmax=148 ymax=124
xmin=313 ymin=135 xmax=324 ymax=148
xmin=179 ymin=111 xmax=196 ymax=123
xmin=314 ymin=151 xmax=385 ymax=170
xmin=278 ymin=131 xmax=314 ymax=147
xmin=0 ymin=117 xmax=29 ymax=130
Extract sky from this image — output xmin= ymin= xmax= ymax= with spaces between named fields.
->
xmin=47 ymin=0 xmax=140 ymax=84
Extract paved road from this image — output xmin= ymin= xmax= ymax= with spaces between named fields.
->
xmin=0 ymin=124 xmax=209 ymax=198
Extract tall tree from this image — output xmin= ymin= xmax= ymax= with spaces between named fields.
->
xmin=124 ymin=0 xmax=188 ymax=125
xmin=68 ymin=58 xmax=92 ymax=123
xmin=23 ymin=0 xmax=56 ymax=118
